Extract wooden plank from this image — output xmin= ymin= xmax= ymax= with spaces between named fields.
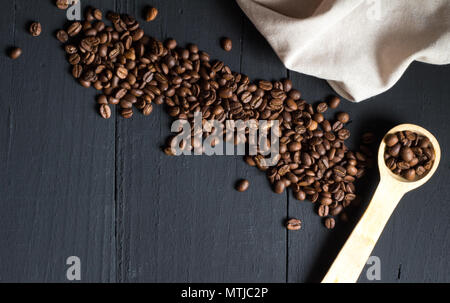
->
xmin=116 ymin=0 xmax=287 ymax=282
xmin=0 ymin=0 xmax=116 ymax=282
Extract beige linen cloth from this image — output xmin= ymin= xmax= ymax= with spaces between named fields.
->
xmin=236 ymin=0 xmax=450 ymax=102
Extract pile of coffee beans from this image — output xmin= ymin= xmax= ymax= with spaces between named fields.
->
xmin=384 ymin=131 xmax=434 ymax=181
xmin=55 ymin=6 xmax=374 ymax=229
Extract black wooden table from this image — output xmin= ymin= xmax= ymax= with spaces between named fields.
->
xmin=0 ymin=0 xmax=448 ymax=283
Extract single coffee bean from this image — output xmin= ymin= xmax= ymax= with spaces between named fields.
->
xmin=273 ymin=180 xmax=286 ymax=194
xmin=8 ymin=47 xmax=22 ymax=59
xmin=29 ymin=22 xmax=42 ymax=37
xmin=318 ymin=205 xmax=329 ymax=217
xmin=121 ymin=108 xmax=133 ymax=119
xmin=93 ymin=8 xmax=103 ymax=20
xmin=385 ymin=134 xmax=398 ymax=147
xmin=236 ymin=179 xmax=250 ymax=192
xmin=99 ymin=104 xmax=111 ymax=119
xmin=336 ymin=112 xmax=350 ymax=124
xmin=146 ymin=7 xmax=158 ymax=22
xmin=324 ymin=217 xmax=335 ymax=229
xmin=286 ymin=218 xmax=302 ymax=231
xmin=400 ymin=146 xmax=414 ymax=162
xmin=328 ymin=96 xmax=340 ymax=109
xmin=165 ymin=38 xmax=177 ymax=50
xmin=403 ymin=168 xmax=416 ymax=181
xmin=221 ymin=37 xmax=232 ymax=52
xmin=67 ymin=22 xmax=82 ymax=37
xmin=56 ymin=30 xmax=69 ymax=43
xmin=316 ymin=102 xmax=328 ymax=113
xmin=56 ymin=0 xmax=69 ymax=10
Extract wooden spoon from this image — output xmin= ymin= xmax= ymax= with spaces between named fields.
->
xmin=322 ymin=124 xmax=441 ymax=283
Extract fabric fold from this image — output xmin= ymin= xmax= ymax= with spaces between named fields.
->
xmin=236 ymin=0 xmax=450 ymax=102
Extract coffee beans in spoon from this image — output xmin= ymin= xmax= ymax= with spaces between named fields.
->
xmin=384 ymin=131 xmax=435 ymax=181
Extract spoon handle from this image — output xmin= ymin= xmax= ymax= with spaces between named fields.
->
xmin=322 ymin=180 xmax=404 ymax=283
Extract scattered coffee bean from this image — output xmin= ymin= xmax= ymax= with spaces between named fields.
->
xmin=8 ymin=47 xmax=22 ymax=59
xmin=56 ymin=30 xmax=69 ymax=43
xmin=221 ymin=37 xmax=232 ymax=52
xmin=286 ymin=218 xmax=302 ymax=231
xmin=384 ymin=131 xmax=434 ymax=181
xmin=336 ymin=112 xmax=350 ymax=124
xmin=324 ymin=217 xmax=335 ymax=229
xmin=55 ymin=6 xmax=373 ymax=230
xmin=236 ymin=179 xmax=250 ymax=192
xmin=328 ymin=96 xmax=340 ymax=109
xmin=56 ymin=0 xmax=69 ymax=10
xmin=146 ymin=7 xmax=158 ymax=21
xmin=99 ymin=104 xmax=111 ymax=119
xmin=29 ymin=22 xmax=42 ymax=37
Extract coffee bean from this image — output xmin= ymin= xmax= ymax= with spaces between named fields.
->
xmin=400 ymin=146 xmax=414 ymax=162
xmin=29 ymin=22 xmax=42 ymax=37
xmin=146 ymin=7 xmax=158 ymax=22
xmin=121 ymin=108 xmax=133 ymax=119
xmin=324 ymin=217 xmax=335 ymax=229
xmin=56 ymin=30 xmax=69 ymax=43
xmin=99 ymin=104 xmax=111 ymax=119
xmin=274 ymin=180 xmax=286 ymax=194
xmin=385 ymin=134 xmax=398 ymax=147
xmin=236 ymin=179 xmax=250 ymax=192
xmin=221 ymin=37 xmax=232 ymax=52
xmin=286 ymin=218 xmax=302 ymax=231
xmin=56 ymin=0 xmax=69 ymax=10
xmin=316 ymin=102 xmax=328 ymax=113
xmin=403 ymin=168 xmax=416 ymax=181
xmin=8 ymin=47 xmax=22 ymax=60
xmin=318 ymin=205 xmax=329 ymax=217
xmin=328 ymin=96 xmax=340 ymax=109
xmin=67 ymin=22 xmax=82 ymax=37
xmin=336 ymin=112 xmax=350 ymax=124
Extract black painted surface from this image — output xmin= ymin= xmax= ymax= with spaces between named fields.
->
xmin=0 ymin=0 xmax=448 ymax=283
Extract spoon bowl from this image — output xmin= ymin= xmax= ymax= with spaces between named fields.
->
xmin=322 ymin=123 xmax=440 ymax=283
xmin=378 ymin=123 xmax=441 ymax=191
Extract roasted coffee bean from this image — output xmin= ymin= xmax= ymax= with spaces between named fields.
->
xmin=273 ymin=180 xmax=286 ymax=194
xmin=336 ymin=112 xmax=350 ymax=124
xmin=324 ymin=217 xmax=335 ymax=229
xmin=316 ymin=102 xmax=328 ymax=113
xmin=121 ymin=108 xmax=133 ymax=119
xmin=385 ymin=133 xmax=398 ymax=147
xmin=328 ymin=96 xmax=340 ymax=109
xmin=318 ymin=205 xmax=329 ymax=217
xmin=8 ymin=47 xmax=22 ymax=59
xmin=146 ymin=6 xmax=158 ymax=21
xmin=286 ymin=218 xmax=302 ymax=231
xmin=99 ymin=104 xmax=111 ymax=119
xmin=67 ymin=22 xmax=82 ymax=36
xmin=221 ymin=37 xmax=232 ymax=52
xmin=56 ymin=0 xmax=69 ymax=10
xmin=56 ymin=30 xmax=69 ymax=43
xmin=29 ymin=22 xmax=42 ymax=37
xmin=236 ymin=179 xmax=250 ymax=192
